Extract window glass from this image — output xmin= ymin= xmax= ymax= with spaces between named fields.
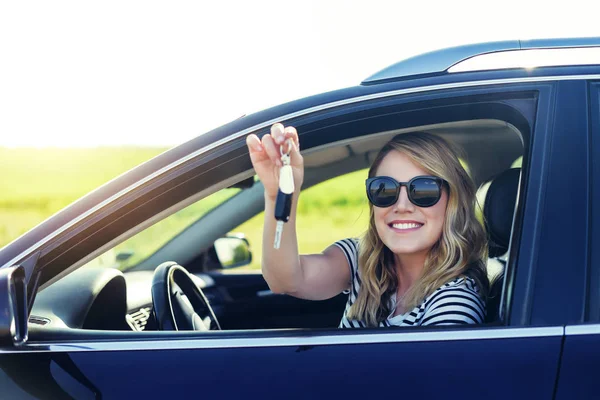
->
xmin=84 ymin=188 xmax=240 ymax=271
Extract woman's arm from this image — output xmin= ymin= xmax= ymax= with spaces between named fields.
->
xmin=247 ymin=124 xmax=351 ymax=300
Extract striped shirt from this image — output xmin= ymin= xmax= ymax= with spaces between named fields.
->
xmin=334 ymin=238 xmax=486 ymax=328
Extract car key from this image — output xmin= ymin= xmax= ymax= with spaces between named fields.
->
xmin=274 ymin=140 xmax=294 ymax=249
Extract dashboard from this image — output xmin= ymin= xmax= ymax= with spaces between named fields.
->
xmin=29 ymin=267 xmax=215 ymax=332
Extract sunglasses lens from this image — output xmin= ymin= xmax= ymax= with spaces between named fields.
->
xmin=367 ymin=178 xmax=398 ymax=207
xmin=409 ymin=178 xmax=442 ymax=207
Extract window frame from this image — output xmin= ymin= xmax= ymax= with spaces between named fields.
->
xmin=12 ymin=76 xmax=568 ymax=350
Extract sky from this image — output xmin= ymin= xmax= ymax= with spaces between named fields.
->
xmin=1 ymin=0 xmax=599 ymax=147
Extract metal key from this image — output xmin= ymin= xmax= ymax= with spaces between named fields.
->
xmin=274 ymin=141 xmax=295 ymax=249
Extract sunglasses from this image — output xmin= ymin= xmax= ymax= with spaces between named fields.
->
xmin=365 ymin=175 xmax=446 ymax=208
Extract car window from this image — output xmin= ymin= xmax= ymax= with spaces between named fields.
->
xmin=83 ymin=188 xmax=241 ymax=271
xmin=231 ymin=168 xmax=370 ymax=271
xmin=29 ymin=112 xmax=529 ymax=341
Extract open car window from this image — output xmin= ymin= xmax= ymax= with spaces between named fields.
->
xmin=27 ymin=86 xmax=533 ymax=337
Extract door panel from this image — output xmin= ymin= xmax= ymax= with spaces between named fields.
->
xmin=555 ymin=327 xmax=600 ymax=399
xmin=207 ymin=273 xmax=347 ymax=329
xmin=0 ymin=328 xmax=563 ymax=399
xmin=556 ymin=84 xmax=600 ymax=399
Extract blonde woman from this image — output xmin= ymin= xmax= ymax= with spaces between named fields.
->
xmin=246 ymin=123 xmax=488 ymax=328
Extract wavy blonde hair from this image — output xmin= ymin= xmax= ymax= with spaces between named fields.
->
xmin=347 ymin=132 xmax=489 ymax=326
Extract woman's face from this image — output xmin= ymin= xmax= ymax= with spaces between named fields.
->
xmin=372 ymin=151 xmax=448 ymax=258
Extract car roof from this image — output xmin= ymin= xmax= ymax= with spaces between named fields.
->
xmin=363 ymin=36 xmax=600 ymax=84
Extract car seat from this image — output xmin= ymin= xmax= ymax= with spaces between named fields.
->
xmin=479 ymin=168 xmax=520 ymax=323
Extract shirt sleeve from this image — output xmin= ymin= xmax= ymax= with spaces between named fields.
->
xmin=333 ymin=238 xmax=359 ymax=295
xmin=420 ymin=286 xmax=486 ymax=326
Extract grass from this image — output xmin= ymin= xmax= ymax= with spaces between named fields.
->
xmin=0 ymin=147 xmax=167 ymax=208
xmin=0 ymin=147 xmax=169 ymax=246
xmin=1 ymin=147 xmax=370 ymax=273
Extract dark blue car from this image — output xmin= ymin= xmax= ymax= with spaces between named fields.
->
xmin=1 ymin=37 xmax=600 ymax=399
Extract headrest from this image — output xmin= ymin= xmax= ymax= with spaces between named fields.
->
xmin=480 ymin=168 xmax=520 ymax=258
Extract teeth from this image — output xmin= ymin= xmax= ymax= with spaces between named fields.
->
xmin=392 ymin=222 xmax=422 ymax=230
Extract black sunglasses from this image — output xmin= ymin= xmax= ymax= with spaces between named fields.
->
xmin=365 ymin=175 xmax=446 ymax=208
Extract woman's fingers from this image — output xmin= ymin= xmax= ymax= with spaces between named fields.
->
xmin=283 ymin=126 xmax=299 ymax=151
xmin=246 ymin=134 xmax=268 ymax=165
xmin=271 ymin=123 xmax=299 ymax=149
xmin=246 ymin=134 xmax=263 ymax=152
xmin=261 ymin=134 xmax=282 ymax=166
xmin=248 ymin=124 xmax=300 ymax=167
xmin=280 ymin=125 xmax=302 ymax=166
xmin=271 ymin=123 xmax=285 ymax=145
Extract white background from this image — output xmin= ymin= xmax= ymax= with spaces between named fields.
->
xmin=1 ymin=0 xmax=598 ymax=147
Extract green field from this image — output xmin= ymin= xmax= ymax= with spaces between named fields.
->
xmin=0 ymin=147 xmax=369 ymax=271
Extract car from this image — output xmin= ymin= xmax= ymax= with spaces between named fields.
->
xmin=1 ymin=37 xmax=600 ymax=399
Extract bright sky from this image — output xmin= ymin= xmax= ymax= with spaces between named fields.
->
xmin=1 ymin=0 xmax=598 ymax=147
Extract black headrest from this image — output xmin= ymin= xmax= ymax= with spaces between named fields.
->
xmin=482 ymin=168 xmax=520 ymax=258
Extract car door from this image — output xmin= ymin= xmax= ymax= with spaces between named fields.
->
xmin=205 ymin=271 xmax=348 ymax=329
xmin=0 ymin=76 xmax=572 ymax=399
xmin=555 ymin=80 xmax=600 ymax=400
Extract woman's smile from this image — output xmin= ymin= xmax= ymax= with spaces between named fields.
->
xmin=388 ymin=220 xmax=424 ymax=232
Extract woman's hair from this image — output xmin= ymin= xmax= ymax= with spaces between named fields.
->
xmin=347 ymin=132 xmax=489 ymax=326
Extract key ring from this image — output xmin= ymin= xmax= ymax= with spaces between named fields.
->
xmin=280 ymin=139 xmax=293 ymax=158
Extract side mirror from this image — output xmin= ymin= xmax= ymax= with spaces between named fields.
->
xmin=116 ymin=250 xmax=134 ymax=262
xmin=0 ymin=266 xmax=27 ymax=346
xmin=214 ymin=234 xmax=252 ymax=269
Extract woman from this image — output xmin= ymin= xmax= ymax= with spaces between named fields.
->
xmin=246 ymin=123 xmax=488 ymax=328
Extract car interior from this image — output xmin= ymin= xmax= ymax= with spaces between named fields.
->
xmin=28 ymin=118 xmax=525 ymax=336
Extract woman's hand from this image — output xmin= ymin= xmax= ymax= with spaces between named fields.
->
xmin=246 ymin=123 xmax=303 ymax=200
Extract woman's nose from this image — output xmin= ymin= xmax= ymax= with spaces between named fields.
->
xmin=393 ymin=186 xmax=415 ymax=212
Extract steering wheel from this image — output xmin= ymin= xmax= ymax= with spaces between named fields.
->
xmin=151 ymin=261 xmax=221 ymax=331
